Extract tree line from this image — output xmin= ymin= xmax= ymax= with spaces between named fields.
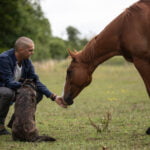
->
xmin=0 ymin=0 xmax=88 ymax=60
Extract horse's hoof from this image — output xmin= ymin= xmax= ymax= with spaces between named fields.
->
xmin=146 ymin=127 xmax=150 ymax=135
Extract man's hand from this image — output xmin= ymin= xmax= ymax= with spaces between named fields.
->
xmin=55 ymin=96 xmax=68 ymax=108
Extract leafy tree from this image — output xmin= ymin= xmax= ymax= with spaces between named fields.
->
xmin=66 ymin=26 xmax=80 ymax=42
xmin=0 ymin=0 xmax=88 ymax=60
xmin=0 ymin=0 xmax=52 ymax=60
xmin=66 ymin=26 xmax=88 ymax=51
xmin=0 ymin=0 xmax=21 ymax=49
xmin=49 ymin=38 xmax=67 ymax=59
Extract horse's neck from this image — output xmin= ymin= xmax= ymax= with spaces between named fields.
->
xmin=93 ymin=35 xmax=121 ymax=69
xmin=80 ymin=26 xmax=121 ymax=73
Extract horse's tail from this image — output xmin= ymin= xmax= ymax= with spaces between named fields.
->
xmin=36 ymin=135 xmax=56 ymax=142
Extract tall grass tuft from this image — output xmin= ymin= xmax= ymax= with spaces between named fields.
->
xmin=89 ymin=111 xmax=112 ymax=133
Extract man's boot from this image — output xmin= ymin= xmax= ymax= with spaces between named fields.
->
xmin=0 ymin=124 xmax=10 ymax=135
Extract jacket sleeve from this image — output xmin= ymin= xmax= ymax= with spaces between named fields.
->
xmin=0 ymin=56 xmax=21 ymax=89
xmin=27 ymin=60 xmax=53 ymax=97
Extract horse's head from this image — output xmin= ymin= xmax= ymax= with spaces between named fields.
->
xmin=63 ymin=50 xmax=92 ymax=105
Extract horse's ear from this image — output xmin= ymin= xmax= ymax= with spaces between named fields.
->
xmin=74 ymin=49 xmax=78 ymax=53
xmin=67 ymin=48 xmax=76 ymax=59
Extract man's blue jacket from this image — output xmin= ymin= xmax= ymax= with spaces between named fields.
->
xmin=0 ymin=48 xmax=52 ymax=97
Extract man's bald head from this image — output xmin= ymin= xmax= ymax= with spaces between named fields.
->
xmin=15 ymin=37 xmax=34 ymax=51
xmin=14 ymin=37 xmax=35 ymax=61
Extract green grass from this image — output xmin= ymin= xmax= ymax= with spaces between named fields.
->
xmin=1 ymin=57 xmax=150 ymax=150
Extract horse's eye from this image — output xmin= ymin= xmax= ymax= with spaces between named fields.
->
xmin=67 ymin=70 xmax=72 ymax=77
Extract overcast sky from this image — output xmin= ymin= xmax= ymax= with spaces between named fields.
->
xmin=41 ymin=0 xmax=138 ymax=39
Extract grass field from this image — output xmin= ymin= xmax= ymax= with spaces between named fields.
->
xmin=1 ymin=57 xmax=150 ymax=150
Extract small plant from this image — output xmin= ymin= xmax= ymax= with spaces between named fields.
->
xmin=102 ymin=146 xmax=109 ymax=150
xmin=89 ymin=112 xmax=112 ymax=133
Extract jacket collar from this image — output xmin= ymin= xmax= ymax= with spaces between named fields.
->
xmin=7 ymin=48 xmax=29 ymax=68
xmin=10 ymin=48 xmax=17 ymax=65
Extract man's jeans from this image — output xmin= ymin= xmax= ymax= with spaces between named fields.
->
xmin=0 ymin=87 xmax=43 ymax=127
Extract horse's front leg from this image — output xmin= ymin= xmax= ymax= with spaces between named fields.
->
xmin=133 ymin=57 xmax=150 ymax=134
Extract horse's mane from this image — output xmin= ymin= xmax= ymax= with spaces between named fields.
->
xmin=140 ymin=0 xmax=150 ymax=2
xmin=122 ymin=3 xmax=143 ymax=18
xmin=77 ymin=1 xmax=144 ymax=63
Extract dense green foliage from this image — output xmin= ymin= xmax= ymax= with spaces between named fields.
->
xmin=0 ymin=0 xmax=52 ymax=60
xmin=66 ymin=26 xmax=88 ymax=50
xmin=49 ymin=38 xmax=67 ymax=59
xmin=0 ymin=0 xmax=88 ymax=60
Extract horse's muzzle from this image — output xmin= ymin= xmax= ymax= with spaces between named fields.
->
xmin=64 ymin=96 xmax=74 ymax=105
xmin=65 ymin=98 xmax=74 ymax=105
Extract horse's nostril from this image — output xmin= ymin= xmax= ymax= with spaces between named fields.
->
xmin=68 ymin=100 xmax=73 ymax=105
xmin=63 ymin=94 xmax=74 ymax=105
xmin=64 ymin=98 xmax=74 ymax=105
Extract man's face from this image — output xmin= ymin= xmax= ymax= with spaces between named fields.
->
xmin=21 ymin=43 xmax=35 ymax=59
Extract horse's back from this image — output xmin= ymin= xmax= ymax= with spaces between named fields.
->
xmin=121 ymin=0 xmax=150 ymax=60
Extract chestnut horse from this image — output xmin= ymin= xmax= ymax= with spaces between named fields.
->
xmin=62 ymin=0 xmax=150 ymax=133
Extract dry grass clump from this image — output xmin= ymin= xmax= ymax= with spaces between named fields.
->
xmin=89 ymin=112 xmax=112 ymax=133
xmin=33 ymin=60 xmax=55 ymax=72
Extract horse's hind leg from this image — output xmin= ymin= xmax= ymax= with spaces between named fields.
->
xmin=133 ymin=57 xmax=150 ymax=134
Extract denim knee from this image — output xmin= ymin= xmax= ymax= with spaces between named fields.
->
xmin=0 ymin=87 xmax=15 ymax=103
